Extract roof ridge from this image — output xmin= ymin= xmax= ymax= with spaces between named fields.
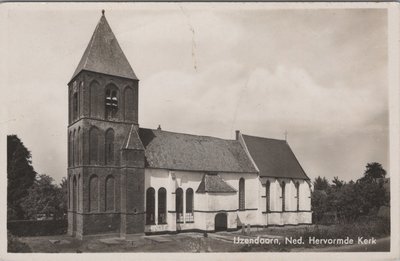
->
xmin=242 ymin=133 xmax=286 ymax=142
xmin=140 ymin=127 xmax=237 ymax=142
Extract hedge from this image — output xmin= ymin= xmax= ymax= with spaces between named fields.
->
xmin=8 ymin=219 xmax=68 ymax=237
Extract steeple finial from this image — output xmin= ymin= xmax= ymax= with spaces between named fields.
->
xmin=102 ymin=9 xmax=105 ymax=16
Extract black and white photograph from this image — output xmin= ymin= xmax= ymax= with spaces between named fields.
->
xmin=1 ymin=2 xmax=399 ymax=259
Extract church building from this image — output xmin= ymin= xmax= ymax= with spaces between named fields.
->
xmin=67 ymin=11 xmax=312 ymax=239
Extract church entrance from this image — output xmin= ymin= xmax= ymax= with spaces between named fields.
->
xmin=214 ymin=213 xmax=228 ymax=232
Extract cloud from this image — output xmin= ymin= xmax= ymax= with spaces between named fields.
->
xmin=141 ymin=62 xmax=386 ymax=137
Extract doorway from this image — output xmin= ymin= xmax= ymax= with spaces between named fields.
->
xmin=214 ymin=213 xmax=228 ymax=231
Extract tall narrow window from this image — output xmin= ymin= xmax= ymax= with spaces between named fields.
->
xmin=79 ymin=82 xmax=83 ymax=116
xmin=146 ymin=188 xmax=155 ymax=225
xmin=68 ymin=176 xmax=71 ymax=209
xmin=266 ymin=181 xmax=270 ymax=212
xmin=175 ymin=188 xmax=183 ymax=223
xmin=68 ymin=132 xmax=72 ymax=167
xmin=186 ymin=188 xmax=194 ymax=222
xmin=281 ymin=182 xmax=286 ymax=212
xmin=78 ymin=174 xmax=81 ymax=212
xmin=89 ymin=175 xmax=99 ymax=212
xmin=295 ymin=182 xmax=300 ymax=211
xmin=89 ymin=81 xmax=101 ymax=118
xmin=72 ymin=176 xmax=77 ymax=212
xmin=124 ymin=87 xmax=134 ymax=121
xmin=69 ymin=90 xmax=72 ymax=123
xmin=89 ymin=127 xmax=99 ymax=164
xmin=73 ymin=92 xmax=78 ymax=121
xmin=79 ymin=129 xmax=83 ymax=165
xmin=76 ymin=128 xmax=80 ymax=166
xmin=158 ymin=188 xmax=167 ymax=224
xmin=239 ymin=178 xmax=245 ymax=210
xmin=105 ymin=176 xmax=115 ymax=211
xmin=72 ymin=130 xmax=76 ymax=166
xmin=105 ymin=128 xmax=115 ymax=165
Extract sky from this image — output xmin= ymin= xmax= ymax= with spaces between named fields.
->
xmin=2 ymin=3 xmax=389 ymax=184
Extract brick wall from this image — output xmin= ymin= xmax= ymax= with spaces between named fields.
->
xmin=68 ymin=71 xmax=145 ymax=238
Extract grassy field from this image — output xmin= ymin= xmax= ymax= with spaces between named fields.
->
xmin=8 ymin=218 xmax=390 ymax=253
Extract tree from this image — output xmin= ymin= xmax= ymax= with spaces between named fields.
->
xmin=7 ymin=135 xmax=37 ymax=220
xmin=361 ymin=162 xmax=387 ymax=183
xmin=313 ymin=176 xmax=329 ymax=191
xmin=311 ymin=189 xmax=329 ymax=222
xmin=20 ymin=174 xmax=64 ymax=220
xmin=332 ymin=176 xmax=345 ymax=189
xmin=57 ymin=177 xmax=68 ymax=219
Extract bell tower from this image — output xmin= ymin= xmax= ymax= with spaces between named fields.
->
xmin=67 ymin=10 xmax=145 ymax=239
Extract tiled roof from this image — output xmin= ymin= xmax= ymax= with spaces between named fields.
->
xmin=242 ymin=134 xmax=309 ymax=180
xmin=122 ymin=125 xmax=144 ymax=150
xmin=71 ymin=13 xmax=138 ymax=81
xmin=196 ymin=173 xmax=237 ymax=193
xmin=138 ymin=128 xmax=258 ymax=173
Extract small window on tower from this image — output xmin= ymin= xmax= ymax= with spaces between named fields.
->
xmin=105 ymin=87 xmax=118 ymax=118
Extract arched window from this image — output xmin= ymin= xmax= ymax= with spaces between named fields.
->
xmin=158 ymin=188 xmax=167 ymax=224
xmin=239 ymin=178 xmax=245 ymax=210
xmin=105 ymin=85 xmax=118 ymax=118
xmin=186 ymin=188 xmax=194 ymax=222
xmin=124 ymin=87 xmax=135 ymax=121
xmin=79 ymin=129 xmax=83 ymax=165
xmin=72 ymin=176 xmax=77 ymax=212
xmin=69 ymin=89 xmax=72 ymax=123
xmin=68 ymin=175 xmax=71 ymax=209
xmin=79 ymin=82 xmax=83 ymax=116
xmin=68 ymin=132 xmax=72 ymax=167
xmin=72 ymin=130 xmax=76 ymax=166
xmin=76 ymin=128 xmax=80 ymax=166
xmin=105 ymin=176 xmax=115 ymax=211
xmin=295 ymin=182 xmax=300 ymax=211
xmin=73 ymin=92 xmax=78 ymax=121
xmin=78 ymin=174 xmax=81 ymax=211
xmin=176 ymin=188 xmax=183 ymax=223
xmin=266 ymin=181 xmax=270 ymax=212
xmin=146 ymin=187 xmax=155 ymax=225
xmin=124 ymin=87 xmax=134 ymax=121
xmin=105 ymin=128 xmax=115 ymax=165
xmin=89 ymin=175 xmax=99 ymax=212
xmin=89 ymin=127 xmax=99 ymax=164
xmin=89 ymin=81 xmax=101 ymax=118
xmin=281 ymin=182 xmax=286 ymax=212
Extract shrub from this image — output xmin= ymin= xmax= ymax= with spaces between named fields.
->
xmin=7 ymin=219 xmax=67 ymax=237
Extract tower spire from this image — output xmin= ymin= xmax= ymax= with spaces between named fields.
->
xmin=70 ymin=12 xmax=138 ymax=82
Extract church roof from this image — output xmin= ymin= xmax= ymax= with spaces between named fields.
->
xmin=196 ymin=173 xmax=237 ymax=193
xmin=71 ymin=12 xmax=138 ymax=82
xmin=242 ymin=134 xmax=309 ymax=180
xmin=242 ymin=135 xmax=309 ymax=179
xmin=138 ymin=128 xmax=258 ymax=174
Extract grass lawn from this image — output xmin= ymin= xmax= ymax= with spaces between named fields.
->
xmin=10 ymin=220 xmax=390 ymax=253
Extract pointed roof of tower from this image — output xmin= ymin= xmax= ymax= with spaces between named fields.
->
xmin=71 ymin=10 xmax=138 ymax=82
